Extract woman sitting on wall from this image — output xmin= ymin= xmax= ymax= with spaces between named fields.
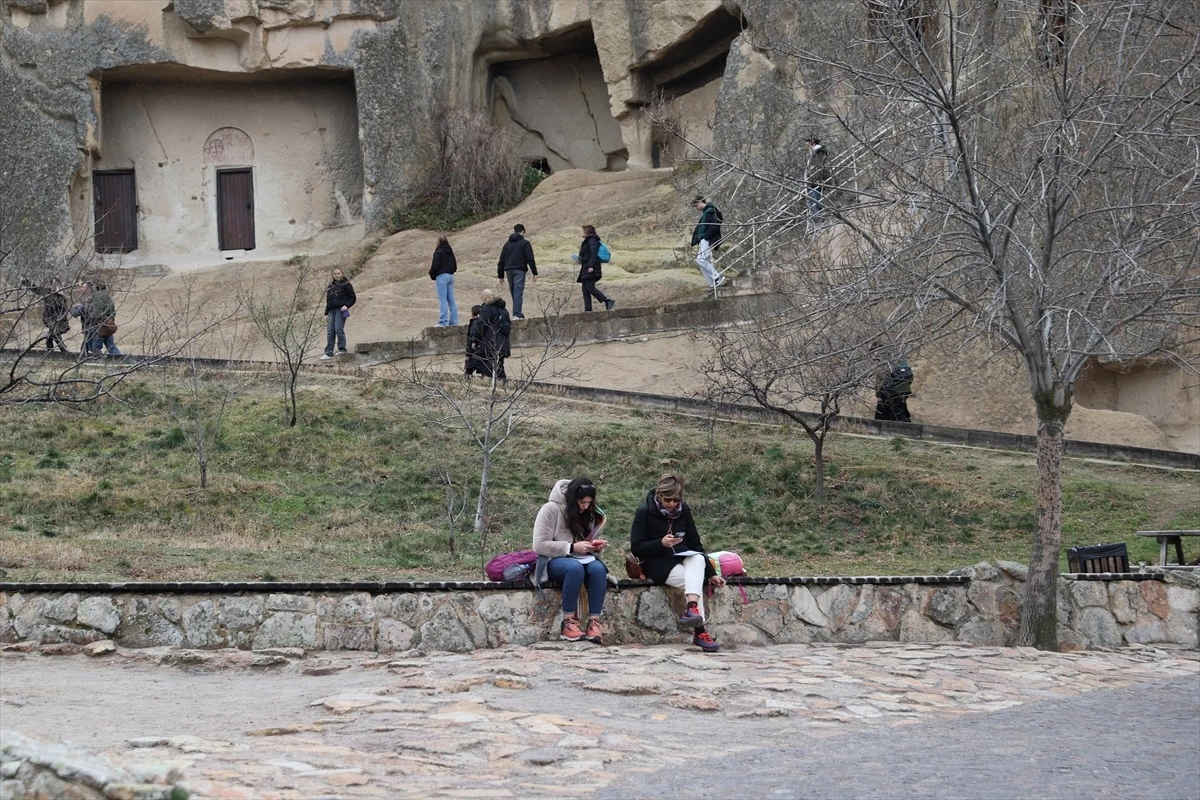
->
xmin=630 ymin=473 xmax=725 ymax=652
xmin=533 ymin=477 xmax=610 ymax=644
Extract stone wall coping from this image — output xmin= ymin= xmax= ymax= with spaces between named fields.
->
xmin=0 ymin=575 xmax=972 ymax=594
xmin=1061 ymin=572 xmax=1167 ymax=581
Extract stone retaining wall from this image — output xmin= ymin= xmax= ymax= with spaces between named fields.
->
xmin=1 ymin=564 xmax=1195 ymax=654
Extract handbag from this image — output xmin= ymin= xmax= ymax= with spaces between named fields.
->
xmin=624 ymin=552 xmax=645 ymax=580
xmin=98 ymin=316 xmax=118 ymax=338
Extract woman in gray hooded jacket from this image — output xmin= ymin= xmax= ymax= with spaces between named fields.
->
xmin=532 ymin=477 xmax=610 ymax=644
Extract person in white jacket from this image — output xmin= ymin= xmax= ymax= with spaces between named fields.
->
xmin=533 ymin=477 xmax=610 ymax=643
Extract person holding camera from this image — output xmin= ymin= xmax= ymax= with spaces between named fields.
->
xmin=532 ymin=477 xmax=610 ymax=644
xmin=630 ymin=473 xmax=725 ymax=652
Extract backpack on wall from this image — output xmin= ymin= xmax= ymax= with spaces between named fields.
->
xmin=485 ymin=550 xmax=539 ymax=583
xmin=597 ymin=242 xmax=612 ymax=263
xmin=707 ymin=550 xmax=749 ymax=604
xmin=887 ymin=360 xmax=914 ymax=397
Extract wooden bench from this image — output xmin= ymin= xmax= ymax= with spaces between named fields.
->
xmin=1136 ymin=530 xmax=1200 ymax=567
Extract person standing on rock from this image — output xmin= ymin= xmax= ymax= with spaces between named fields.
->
xmin=321 ymin=267 xmax=356 ymax=360
xmin=496 ymin=223 xmax=537 ymax=320
xmin=533 ymin=477 xmax=611 ymax=644
xmin=575 ymin=225 xmax=615 ymax=313
xmin=630 ymin=473 xmax=725 ymax=652
xmin=478 ymin=288 xmax=511 ymax=380
xmin=429 ymin=235 xmax=459 ymax=327
xmin=690 ymin=196 xmax=724 ymax=292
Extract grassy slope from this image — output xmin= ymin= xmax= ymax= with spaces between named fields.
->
xmin=1 ymin=373 xmax=1195 ymax=582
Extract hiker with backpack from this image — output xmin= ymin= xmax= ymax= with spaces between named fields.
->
xmin=533 ymin=477 xmax=611 ymax=644
xmin=575 ymin=225 xmax=615 ymax=312
xmin=629 ymin=473 xmax=726 ymax=653
xmin=690 ymin=195 xmax=725 ymax=291
xmin=875 ymin=359 xmax=914 ymax=423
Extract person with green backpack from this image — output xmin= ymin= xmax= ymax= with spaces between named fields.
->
xmin=575 ymin=225 xmax=615 ymax=312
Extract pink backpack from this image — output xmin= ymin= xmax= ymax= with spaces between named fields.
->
xmin=485 ymin=550 xmax=538 ymax=582
xmin=707 ymin=551 xmax=746 ymax=577
xmin=707 ymin=551 xmax=748 ymax=603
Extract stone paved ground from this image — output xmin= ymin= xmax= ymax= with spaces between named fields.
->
xmin=1 ymin=641 xmax=1197 ymax=799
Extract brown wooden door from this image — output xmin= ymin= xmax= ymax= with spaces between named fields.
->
xmin=93 ymin=171 xmax=138 ymax=253
xmin=217 ymin=168 xmax=255 ymax=251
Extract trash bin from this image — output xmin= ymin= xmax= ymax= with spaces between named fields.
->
xmin=1067 ymin=543 xmax=1129 ymax=573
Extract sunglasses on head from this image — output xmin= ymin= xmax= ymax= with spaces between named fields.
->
xmin=576 ymin=484 xmax=596 ymax=496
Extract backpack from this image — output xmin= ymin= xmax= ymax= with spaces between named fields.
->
xmin=707 ymin=551 xmax=746 ymax=577
xmin=485 ymin=550 xmax=538 ymax=583
xmin=597 ymin=242 xmax=611 ymax=263
xmin=709 ymin=207 xmax=724 ymax=250
xmin=887 ymin=360 xmax=914 ymax=396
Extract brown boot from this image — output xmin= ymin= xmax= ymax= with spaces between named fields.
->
xmin=584 ymin=617 xmax=603 ymax=645
xmin=560 ymin=615 xmax=585 ymax=642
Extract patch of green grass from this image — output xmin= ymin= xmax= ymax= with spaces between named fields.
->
xmin=0 ymin=373 xmax=1194 ymax=582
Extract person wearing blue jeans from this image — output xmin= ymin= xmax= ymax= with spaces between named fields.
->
xmin=532 ymin=476 xmax=610 ymax=643
xmin=429 ymin=235 xmax=459 ymax=326
xmin=496 ymin=223 xmax=537 ymax=319
xmin=322 ymin=267 xmax=356 ymax=359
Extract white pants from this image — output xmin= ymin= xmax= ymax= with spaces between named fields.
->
xmin=694 ymin=239 xmax=719 ymax=288
xmin=665 ymin=554 xmax=707 ymax=618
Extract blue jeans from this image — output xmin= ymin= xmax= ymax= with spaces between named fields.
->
xmin=86 ymin=329 xmax=121 ymax=356
xmin=325 ymin=311 xmax=347 ymax=355
xmin=546 ymin=557 xmax=607 ymax=616
xmin=807 ymin=186 xmax=823 ymax=217
xmin=505 ymin=270 xmax=526 ymax=318
xmin=435 ymin=273 xmax=458 ymax=326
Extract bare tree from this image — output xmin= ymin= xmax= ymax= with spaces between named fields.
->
xmin=245 ymin=255 xmax=325 ymax=428
xmin=147 ymin=276 xmax=249 ymax=489
xmin=396 ymin=298 xmax=579 ymax=573
xmin=675 ymin=0 xmax=1200 ymax=648
xmin=701 ymin=266 xmax=920 ymax=498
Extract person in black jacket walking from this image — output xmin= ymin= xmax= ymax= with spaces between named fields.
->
xmin=690 ymin=196 xmax=724 ymax=290
xmin=575 ymin=225 xmax=615 ymax=312
xmin=477 ymin=289 xmax=512 ymax=380
xmin=496 ymin=223 xmax=537 ymax=319
xmin=322 ymin=267 xmax=356 ymax=359
xmin=22 ymin=279 xmax=70 ymax=353
xmin=630 ymin=473 xmax=726 ymax=652
xmin=429 ymin=235 xmax=459 ymax=327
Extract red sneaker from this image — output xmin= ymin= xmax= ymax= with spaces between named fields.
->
xmin=584 ymin=618 xmax=603 ymax=644
xmin=560 ymin=616 xmax=585 ymax=642
xmin=693 ymin=631 xmax=720 ymax=652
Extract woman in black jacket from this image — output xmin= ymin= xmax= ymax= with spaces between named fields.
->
xmin=630 ymin=473 xmax=726 ymax=652
xmin=576 ymin=225 xmax=614 ymax=312
xmin=429 ymin=235 xmax=459 ymax=327
xmin=322 ymin=268 xmax=356 ymax=359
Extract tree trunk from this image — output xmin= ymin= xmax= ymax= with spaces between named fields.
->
xmin=288 ymin=377 xmax=298 ymax=428
xmin=813 ymin=434 xmax=826 ymax=499
xmin=199 ymin=458 xmax=208 ymax=490
xmin=1015 ymin=417 xmax=1065 ymax=650
xmin=474 ymin=450 xmax=491 ymax=576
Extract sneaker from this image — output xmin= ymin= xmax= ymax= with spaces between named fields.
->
xmin=678 ymin=604 xmax=704 ymax=629
xmin=605 ymin=298 xmax=615 ymax=311
xmin=513 ymin=314 xmax=525 ymax=320
xmin=337 ymin=350 xmax=349 ymax=355
xmin=713 ymin=276 xmax=726 ymax=289
xmin=320 ymin=353 xmax=334 ymax=360
xmin=693 ymin=631 xmax=720 ymax=652
xmin=560 ymin=616 xmax=585 ymax=642
xmin=584 ymin=618 xmax=603 ymax=645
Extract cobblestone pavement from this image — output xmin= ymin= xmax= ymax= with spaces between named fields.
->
xmin=1 ymin=641 xmax=1197 ymax=799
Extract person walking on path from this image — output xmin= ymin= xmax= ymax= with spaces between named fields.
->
xmin=575 ymin=225 xmax=615 ymax=312
xmin=496 ymin=223 xmax=537 ymax=319
xmin=690 ymin=196 xmax=724 ymax=291
xmin=464 ymin=304 xmax=487 ymax=376
xmin=429 ymin=235 xmax=459 ymax=327
xmin=85 ymin=281 xmax=121 ymax=356
xmin=630 ymin=473 xmax=726 ymax=652
xmin=478 ymin=288 xmax=512 ymax=380
xmin=533 ymin=477 xmax=611 ymax=643
xmin=805 ymin=137 xmax=833 ymax=219
xmin=322 ymin=267 xmax=356 ymax=360
xmin=22 ymin=279 xmax=70 ymax=353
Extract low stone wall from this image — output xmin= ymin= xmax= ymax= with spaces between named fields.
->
xmin=0 ymin=730 xmax=185 ymax=800
xmin=1 ymin=563 xmax=1195 ymax=654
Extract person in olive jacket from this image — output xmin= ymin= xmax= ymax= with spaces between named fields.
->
xmin=575 ymin=225 xmax=615 ymax=313
xmin=429 ymin=235 xmax=458 ymax=327
xmin=322 ymin=267 xmax=356 ymax=359
xmin=630 ymin=473 xmax=726 ymax=652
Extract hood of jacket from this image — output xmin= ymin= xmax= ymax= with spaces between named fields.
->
xmin=330 ymin=277 xmax=349 ymax=287
xmin=434 ymin=243 xmax=454 ymax=256
xmin=548 ymin=478 xmax=571 ymax=508
xmin=508 ymin=232 xmax=525 ymax=244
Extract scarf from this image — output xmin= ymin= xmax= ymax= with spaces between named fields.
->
xmin=653 ymin=495 xmax=683 ymax=521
